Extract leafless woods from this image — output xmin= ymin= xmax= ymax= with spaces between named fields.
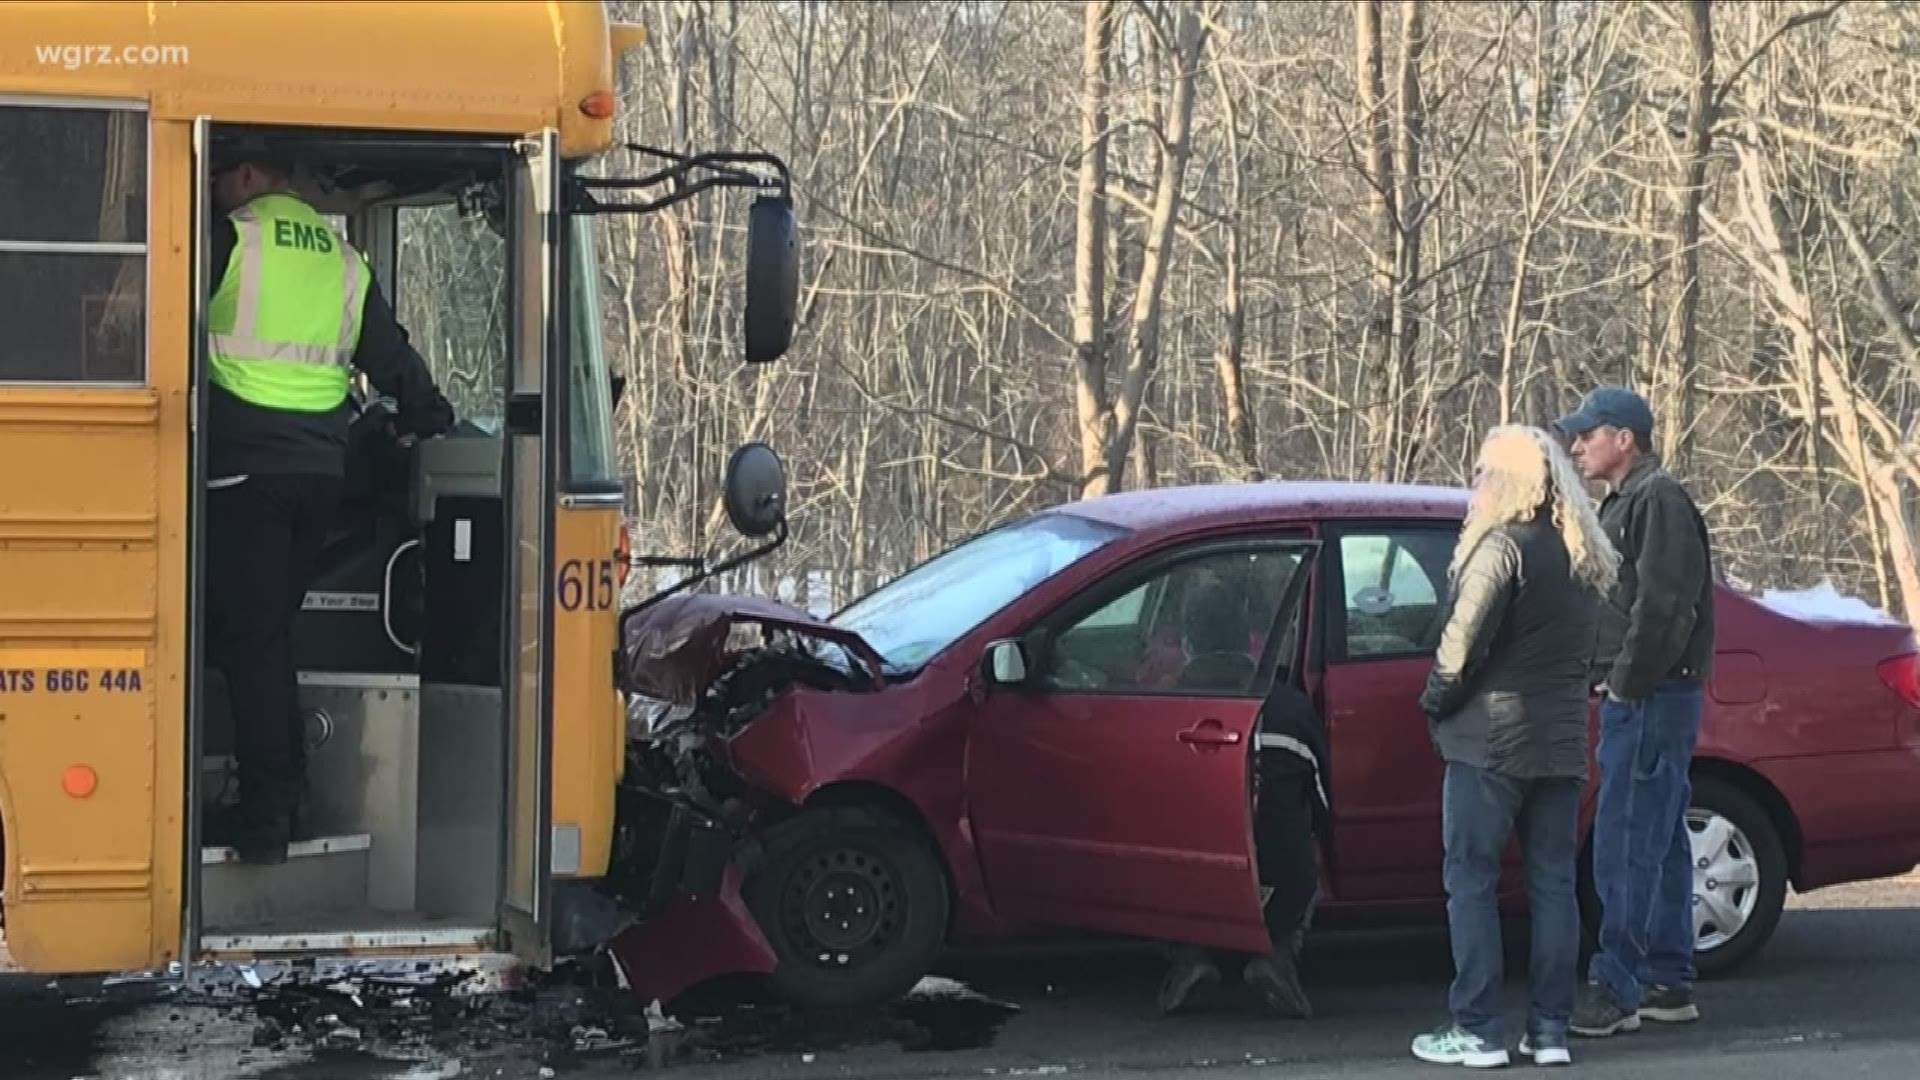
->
xmin=577 ymin=0 xmax=1920 ymax=617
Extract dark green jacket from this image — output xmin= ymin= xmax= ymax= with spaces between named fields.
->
xmin=1593 ymin=455 xmax=1716 ymax=700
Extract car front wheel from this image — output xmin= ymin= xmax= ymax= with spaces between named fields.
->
xmin=1578 ymin=775 xmax=1789 ymax=978
xmin=741 ymin=804 xmax=950 ymax=1009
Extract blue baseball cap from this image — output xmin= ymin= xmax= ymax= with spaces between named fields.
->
xmin=1555 ymin=387 xmax=1654 ymax=440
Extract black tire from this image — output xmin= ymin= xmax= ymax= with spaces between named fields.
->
xmin=1576 ymin=774 xmax=1788 ymax=979
xmin=740 ymin=805 xmax=950 ymax=1010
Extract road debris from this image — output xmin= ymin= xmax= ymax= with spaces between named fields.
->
xmin=11 ymin=943 xmax=1023 ymax=1077
xmin=5 ymin=947 xmax=672 ymax=1079
xmin=650 ymin=973 xmax=1022 ymax=1066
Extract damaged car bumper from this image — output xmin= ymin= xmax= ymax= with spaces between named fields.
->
xmin=603 ymin=593 xmax=888 ymax=1003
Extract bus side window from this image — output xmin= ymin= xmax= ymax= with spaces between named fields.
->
xmin=0 ymin=102 xmax=148 ymax=384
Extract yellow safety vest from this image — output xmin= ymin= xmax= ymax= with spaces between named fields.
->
xmin=206 ymin=192 xmax=370 ymax=412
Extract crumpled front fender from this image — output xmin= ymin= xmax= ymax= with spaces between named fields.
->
xmin=607 ymin=864 xmax=776 ymax=1005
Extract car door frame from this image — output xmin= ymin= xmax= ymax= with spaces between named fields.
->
xmin=1312 ymin=516 xmax=1464 ymax=904
xmin=964 ymin=527 xmax=1320 ymax=951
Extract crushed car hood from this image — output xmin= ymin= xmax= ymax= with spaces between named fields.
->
xmin=620 ymin=592 xmax=885 ymax=707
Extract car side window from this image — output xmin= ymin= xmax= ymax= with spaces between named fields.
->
xmin=1073 ymin=582 xmax=1149 ymax=629
xmin=1336 ymin=528 xmax=1458 ymax=660
xmin=1043 ymin=547 xmax=1307 ymax=696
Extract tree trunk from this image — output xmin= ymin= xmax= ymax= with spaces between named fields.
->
xmin=1106 ymin=4 xmax=1208 ymax=493
xmin=1073 ymin=0 xmax=1116 ymax=498
xmin=1211 ymin=51 xmax=1259 ymax=479
xmin=1869 ymin=463 xmax=1920 ymax=626
xmin=1355 ymin=0 xmax=1395 ymax=480
xmin=1385 ymin=0 xmax=1426 ymax=482
xmin=1664 ymin=0 xmax=1714 ymax=472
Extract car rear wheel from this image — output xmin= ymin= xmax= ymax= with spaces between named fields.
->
xmin=1687 ymin=777 xmax=1787 ymax=975
xmin=1577 ymin=775 xmax=1788 ymax=978
xmin=742 ymin=805 xmax=950 ymax=1009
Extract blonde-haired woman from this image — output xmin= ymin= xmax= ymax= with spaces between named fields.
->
xmin=1410 ymin=425 xmax=1620 ymax=1070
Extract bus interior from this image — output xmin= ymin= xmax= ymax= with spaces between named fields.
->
xmin=193 ymin=124 xmax=568 ymax=956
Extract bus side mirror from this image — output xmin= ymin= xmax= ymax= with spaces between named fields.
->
xmin=743 ymin=195 xmax=798 ymax=363
xmin=723 ymin=441 xmax=787 ymax=539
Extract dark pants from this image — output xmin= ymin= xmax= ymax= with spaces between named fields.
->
xmin=1442 ymin=762 xmax=1583 ymax=1047
xmin=205 ymin=473 xmax=342 ymax=823
xmin=1588 ymin=684 xmax=1705 ymax=1009
xmin=1255 ymin=766 xmax=1321 ymax=953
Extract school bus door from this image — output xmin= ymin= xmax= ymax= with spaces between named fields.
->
xmin=497 ymin=127 xmax=564 ymax=966
xmin=179 ymin=122 xmax=566 ymax=967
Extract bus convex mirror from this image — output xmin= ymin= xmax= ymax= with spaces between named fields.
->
xmin=743 ymin=195 xmax=798 ymax=363
xmin=723 ymin=442 xmax=786 ymax=539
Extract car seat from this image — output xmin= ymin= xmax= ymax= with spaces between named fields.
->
xmin=1176 ymin=589 xmax=1257 ymax=693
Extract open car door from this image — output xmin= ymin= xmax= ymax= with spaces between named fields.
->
xmin=966 ymin=534 xmax=1319 ymax=954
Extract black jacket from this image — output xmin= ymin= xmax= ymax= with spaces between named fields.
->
xmin=1420 ymin=509 xmax=1599 ymax=781
xmin=1256 ymin=681 xmax=1331 ymax=837
xmin=206 ymin=210 xmax=455 ymax=479
xmin=1592 ymin=455 xmax=1716 ymax=700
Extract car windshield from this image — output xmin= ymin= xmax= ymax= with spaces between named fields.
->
xmin=832 ymin=512 xmax=1129 ymax=669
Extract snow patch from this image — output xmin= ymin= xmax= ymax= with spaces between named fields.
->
xmin=1756 ymin=579 xmax=1905 ymax=628
xmin=909 ymin=976 xmax=974 ymax=998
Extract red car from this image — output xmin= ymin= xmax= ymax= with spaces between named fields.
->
xmin=606 ymin=481 xmax=1920 ymax=1009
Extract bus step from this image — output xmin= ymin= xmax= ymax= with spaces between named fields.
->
xmin=200 ymin=832 xmax=371 ymax=865
xmin=201 ymin=833 xmax=373 ymax=933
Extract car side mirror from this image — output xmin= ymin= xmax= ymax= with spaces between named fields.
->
xmin=982 ymin=640 xmax=1030 ymax=689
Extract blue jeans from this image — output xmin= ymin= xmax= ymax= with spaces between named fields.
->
xmin=1442 ymin=762 xmax=1583 ymax=1046
xmin=1587 ymin=684 xmax=1705 ymax=1010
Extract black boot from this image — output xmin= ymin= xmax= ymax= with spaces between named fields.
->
xmin=1243 ymin=950 xmax=1312 ymax=1019
xmin=1157 ymin=945 xmax=1220 ymax=1015
xmin=234 ymin=812 xmax=291 ymax=866
xmin=205 ymin=800 xmax=290 ymax=866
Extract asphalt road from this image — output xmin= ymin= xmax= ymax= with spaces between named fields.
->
xmin=7 ymin=874 xmax=1920 ymax=1079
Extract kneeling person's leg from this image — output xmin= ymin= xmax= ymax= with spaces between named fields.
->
xmin=1248 ymin=768 xmax=1317 ymax=1018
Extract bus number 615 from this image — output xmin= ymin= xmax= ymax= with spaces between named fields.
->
xmin=556 ymin=559 xmax=617 ymax=612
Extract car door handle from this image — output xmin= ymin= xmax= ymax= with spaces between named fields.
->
xmin=1179 ymin=723 xmax=1242 ymax=746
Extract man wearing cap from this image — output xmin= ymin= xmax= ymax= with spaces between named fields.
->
xmin=1553 ymin=388 xmax=1716 ymax=1038
xmin=203 ymin=143 xmax=454 ymax=865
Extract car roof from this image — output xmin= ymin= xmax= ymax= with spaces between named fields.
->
xmin=1052 ymin=480 xmax=1472 ymax=535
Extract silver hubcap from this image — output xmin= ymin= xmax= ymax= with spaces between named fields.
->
xmin=1689 ymin=808 xmax=1762 ymax=952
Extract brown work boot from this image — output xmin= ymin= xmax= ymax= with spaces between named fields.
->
xmin=1157 ymin=946 xmax=1220 ymax=1015
xmin=1244 ymin=952 xmax=1312 ymax=1019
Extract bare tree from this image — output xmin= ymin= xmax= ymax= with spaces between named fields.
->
xmin=574 ymin=0 xmax=1920 ymax=625
xmin=1073 ymin=0 xmax=1116 ymax=497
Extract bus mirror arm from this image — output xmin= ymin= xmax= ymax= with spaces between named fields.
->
xmin=569 ymin=146 xmax=800 ymax=366
xmin=616 ymin=517 xmax=789 ymax=648
xmin=567 ymin=146 xmax=790 ymax=217
xmin=617 ymin=438 xmax=789 ymax=635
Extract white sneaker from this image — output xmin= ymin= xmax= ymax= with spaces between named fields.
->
xmin=1411 ymin=1024 xmax=1511 ymax=1068
xmin=1519 ymin=1035 xmax=1572 ymax=1066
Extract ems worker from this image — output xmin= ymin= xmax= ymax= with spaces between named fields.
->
xmin=204 ymin=142 xmax=454 ymax=865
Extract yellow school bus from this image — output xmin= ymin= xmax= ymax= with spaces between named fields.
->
xmin=0 ymin=2 xmax=796 ymax=975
